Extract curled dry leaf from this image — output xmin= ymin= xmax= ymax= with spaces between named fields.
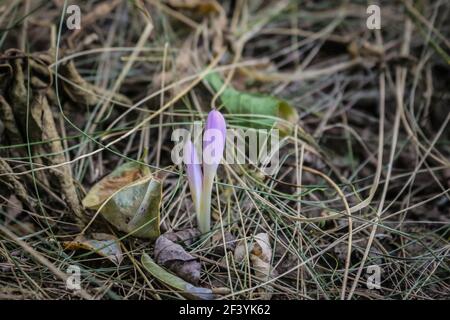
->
xmin=234 ymin=232 xmax=276 ymax=299
xmin=82 ymin=162 xmax=161 ymax=240
xmin=0 ymin=158 xmax=32 ymax=210
xmin=142 ymin=253 xmax=214 ymax=300
xmin=0 ymin=95 xmax=23 ymax=147
xmin=251 ymin=233 xmax=276 ymax=299
xmin=1 ymin=50 xmax=83 ymax=223
xmin=154 ymin=229 xmax=201 ymax=284
xmin=63 ymin=233 xmax=123 ymax=265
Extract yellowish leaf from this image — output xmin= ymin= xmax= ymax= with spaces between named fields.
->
xmin=64 ymin=233 xmax=123 ymax=265
xmin=82 ymin=162 xmax=160 ymax=239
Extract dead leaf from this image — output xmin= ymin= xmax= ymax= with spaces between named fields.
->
xmin=36 ymin=93 xmax=85 ymax=224
xmin=141 ymin=253 xmax=214 ymax=300
xmin=82 ymin=161 xmax=150 ymax=210
xmin=233 ymin=240 xmax=247 ymax=263
xmin=64 ymin=233 xmax=123 ymax=265
xmin=1 ymin=50 xmax=84 ymax=224
xmin=154 ymin=230 xmax=201 ymax=284
xmin=82 ymin=161 xmax=161 ymax=239
xmin=251 ymin=233 xmax=275 ymax=299
xmin=0 ymin=158 xmax=33 ymax=210
xmin=0 ymin=95 xmax=23 ymax=147
xmin=234 ymin=232 xmax=276 ymax=299
xmin=162 ymin=228 xmax=201 ymax=246
xmin=103 ymin=176 xmax=161 ymax=239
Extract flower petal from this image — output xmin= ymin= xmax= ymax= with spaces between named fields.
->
xmin=199 ymin=110 xmax=227 ymax=233
xmin=203 ymin=110 xmax=226 ymax=167
xmin=184 ymin=140 xmax=202 ymax=213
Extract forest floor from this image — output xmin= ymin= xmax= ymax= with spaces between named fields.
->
xmin=0 ymin=0 xmax=449 ymax=300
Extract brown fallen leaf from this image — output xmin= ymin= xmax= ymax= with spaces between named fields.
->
xmin=63 ymin=233 xmax=123 ymax=265
xmin=162 ymin=228 xmax=201 ymax=246
xmin=251 ymin=233 xmax=276 ymax=299
xmin=0 ymin=53 xmax=50 ymax=190
xmin=1 ymin=50 xmax=84 ymax=224
xmin=0 ymin=95 xmax=23 ymax=147
xmin=234 ymin=232 xmax=276 ymax=299
xmin=154 ymin=230 xmax=201 ymax=284
xmin=37 ymin=93 xmax=85 ymax=224
xmin=0 ymin=158 xmax=32 ymax=210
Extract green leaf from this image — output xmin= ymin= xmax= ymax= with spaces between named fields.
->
xmin=82 ymin=162 xmax=160 ymax=240
xmin=205 ymin=72 xmax=298 ymax=135
xmin=141 ymin=252 xmax=214 ymax=300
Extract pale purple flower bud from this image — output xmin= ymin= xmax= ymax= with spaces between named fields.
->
xmin=184 ymin=140 xmax=202 ymax=215
xmin=199 ymin=109 xmax=227 ymax=233
xmin=203 ymin=110 xmax=227 ymax=167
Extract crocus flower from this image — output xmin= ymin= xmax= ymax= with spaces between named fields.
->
xmin=183 ymin=140 xmax=202 ymax=216
xmin=200 ymin=110 xmax=226 ymax=233
xmin=184 ymin=109 xmax=226 ymax=233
